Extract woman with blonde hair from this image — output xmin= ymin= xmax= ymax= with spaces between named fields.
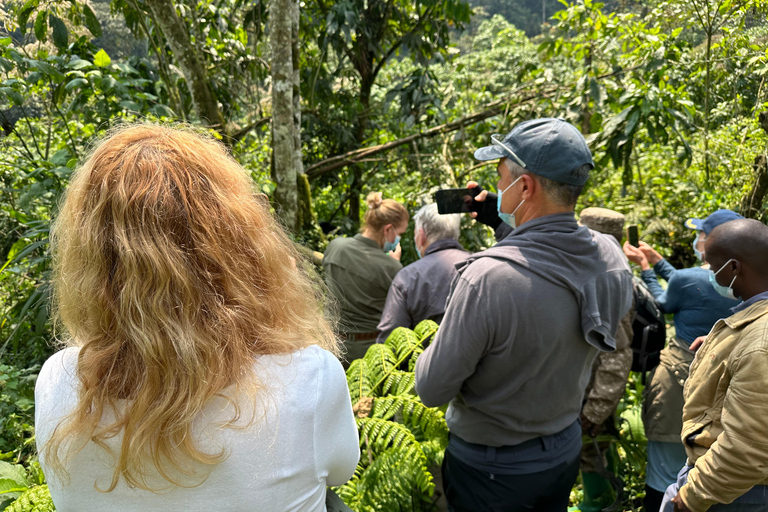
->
xmin=35 ymin=125 xmax=360 ymax=511
xmin=322 ymin=192 xmax=409 ymax=365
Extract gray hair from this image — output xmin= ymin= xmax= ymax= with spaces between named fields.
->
xmin=414 ymin=203 xmax=461 ymax=246
xmin=504 ymin=159 xmax=588 ymax=207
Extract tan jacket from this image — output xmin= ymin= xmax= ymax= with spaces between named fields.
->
xmin=679 ymin=300 xmax=768 ymax=512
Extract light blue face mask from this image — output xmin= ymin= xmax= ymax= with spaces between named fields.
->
xmin=708 ymin=258 xmax=738 ymax=300
xmin=692 ymin=232 xmax=704 ymax=262
xmin=384 ymin=235 xmax=400 ymax=253
xmin=497 ymin=175 xmax=525 ymax=228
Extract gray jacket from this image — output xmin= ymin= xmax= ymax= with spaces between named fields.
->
xmin=415 ymin=213 xmax=632 ymax=447
xmin=376 ymin=239 xmax=470 ymax=343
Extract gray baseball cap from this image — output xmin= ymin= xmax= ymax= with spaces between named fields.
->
xmin=474 ymin=118 xmax=594 ymax=186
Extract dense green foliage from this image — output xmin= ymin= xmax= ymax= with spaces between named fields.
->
xmin=1 ymin=0 xmax=768 ymax=508
xmin=339 ymin=321 xmax=446 ymax=512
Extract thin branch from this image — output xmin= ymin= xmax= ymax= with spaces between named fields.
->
xmin=19 ymin=105 xmax=43 ymax=159
xmin=51 ymin=99 xmax=80 ymax=159
xmin=229 ymin=116 xmax=272 ymax=144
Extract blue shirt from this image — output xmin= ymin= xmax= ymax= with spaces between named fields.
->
xmin=640 ymin=259 xmax=739 ymax=344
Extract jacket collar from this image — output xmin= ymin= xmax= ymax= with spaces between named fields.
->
xmin=724 ymin=298 xmax=768 ymax=330
xmin=424 ymin=238 xmax=464 ymax=257
xmin=353 ymin=233 xmax=381 ymax=250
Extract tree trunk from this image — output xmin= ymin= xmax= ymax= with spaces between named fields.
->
xmin=270 ymin=0 xmax=298 ymax=230
xmin=347 ymin=74 xmax=374 ymax=227
xmin=739 ymin=112 xmax=768 ymax=219
xmin=704 ymin=29 xmax=712 ymax=181
xmin=740 ymin=154 xmax=768 ymax=219
xmin=291 ymin=0 xmax=316 ymax=232
xmin=144 ymin=0 xmax=226 ymax=134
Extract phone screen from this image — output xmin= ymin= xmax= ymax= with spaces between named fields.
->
xmin=434 ymin=188 xmax=480 ymax=214
xmin=627 ymin=225 xmax=639 ymax=247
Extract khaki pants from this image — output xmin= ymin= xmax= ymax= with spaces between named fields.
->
xmin=643 ymin=338 xmax=695 ymax=442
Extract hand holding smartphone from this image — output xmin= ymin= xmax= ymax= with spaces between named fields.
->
xmin=434 ymin=188 xmax=482 ymax=214
xmin=627 ymin=225 xmax=639 ymax=247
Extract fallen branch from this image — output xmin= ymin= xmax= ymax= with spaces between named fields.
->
xmin=305 ymin=84 xmax=558 ymax=179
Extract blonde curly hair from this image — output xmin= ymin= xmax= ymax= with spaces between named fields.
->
xmin=46 ymin=124 xmax=338 ymax=491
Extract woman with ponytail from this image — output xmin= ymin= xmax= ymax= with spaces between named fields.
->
xmin=323 ymin=192 xmax=409 ymax=365
xmin=35 ymin=125 xmax=359 ymax=511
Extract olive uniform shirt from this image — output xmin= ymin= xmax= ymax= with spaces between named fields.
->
xmin=323 ymin=234 xmax=402 ymax=334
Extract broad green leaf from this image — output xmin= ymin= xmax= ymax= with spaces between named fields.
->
xmin=68 ymin=58 xmax=92 ymax=70
xmin=93 ymin=49 xmax=111 ymax=68
xmin=0 ymin=87 xmax=23 ymax=106
xmin=49 ymin=15 xmax=68 ymax=49
xmin=82 ymin=4 xmax=102 ymax=38
xmin=65 ymin=77 xmax=88 ymax=91
xmin=0 ymin=462 xmax=29 ymax=487
xmin=17 ymin=0 xmax=39 ymax=34
xmin=34 ymin=11 xmax=47 ymax=42
xmin=29 ymin=60 xmax=65 ymax=82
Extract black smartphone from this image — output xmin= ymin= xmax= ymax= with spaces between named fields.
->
xmin=434 ymin=188 xmax=481 ymax=214
xmin=627 ymin=225 xmax=639 ymax=247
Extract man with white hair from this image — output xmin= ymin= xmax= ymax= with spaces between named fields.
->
xmin=376 ymin=203 xmax=470 ymax=343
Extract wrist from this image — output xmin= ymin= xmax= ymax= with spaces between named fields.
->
xmin=640 ymin=261 xmax=651 ymax=271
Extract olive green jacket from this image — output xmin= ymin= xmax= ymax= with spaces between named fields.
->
xmin=642 ymin=338 xmax=695 ymax=442
xmin=679 ymin=300 xmax=768 ymax=512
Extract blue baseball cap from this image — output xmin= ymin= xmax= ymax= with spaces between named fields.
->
xmin=473 ymin=118 xmax=594 ymax=186
xmin=684 ymin=209 xmax=744 ymax=234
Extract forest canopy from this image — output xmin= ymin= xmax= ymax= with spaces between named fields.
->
xmin=1 ymin=0 xmax=768 ymax=507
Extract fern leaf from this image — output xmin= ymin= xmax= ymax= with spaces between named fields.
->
xmin=381 ymin=370 xmax=415 ymax=396
xmin=371 ymin=396 xmax=449 ymax=442
xmin=355 ymin=447 xmax=435 ymax=510
xmin=346 ymin=359 xmax=373 ymax=405
xmin=384 ymin=327 xmax=421 ymax=361
xmin=414 ymin=320 xmax=438 ymax=344
xmin=5 ymin=485 xmax=55 ymax=512
xmin=362 ymin=344 xmax=397 ymax=391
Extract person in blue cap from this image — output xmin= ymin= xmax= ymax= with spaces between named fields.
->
xmin=622 ymin=209 xmax=743 ymax=512
xmin=414 ymin=118 xmax=633 ymax=512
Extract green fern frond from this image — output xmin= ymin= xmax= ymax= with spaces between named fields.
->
xmin=5 ymin=485 xmax=55 ymax=512
xmin=356 ymin=418 xmax=426 ymax=461
xmin=354 ymin=447 xmax=435 ymax=510
xmin=381 ymin=370 xmax=415 ymax=396
xmin=414 ymin=320 xmax=438 ymax=344
xmin=361 ymin=344 xmax=398 ymax=393
xmin=417 ymin=437 xmax=447 ymax=468
xmin=384 ymin=327 xmax=422 ymax=361
xmin=346 ymin=359 xmax=373 ymax=404
xmin=372 ymin=396 xmax=449 ymax=442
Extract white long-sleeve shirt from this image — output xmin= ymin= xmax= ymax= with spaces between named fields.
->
xmin=35 ymin=344 xmax=360 ymax=512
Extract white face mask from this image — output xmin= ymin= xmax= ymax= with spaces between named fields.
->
xmin=692 ymin=232 xmax=704 ymax=262
xmin=708 ymin=258 xmax=739 ymax=300
xmin=497 ymin=176 xmax=525 ymax=229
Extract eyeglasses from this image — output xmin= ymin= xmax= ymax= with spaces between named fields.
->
xmin=491 ymin=134 xmax=527 ymax=169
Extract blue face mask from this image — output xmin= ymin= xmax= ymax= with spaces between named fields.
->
xmin=497 ymin=175 xmax=525 ymax=228
xmin=708 ymin=258 xmax=738 ymax=300
xmin=384 ymin=235 xmax=400 ymax=253
xmin=416 ymin=247 xmax=422 ymax=258
xmin=692 ymin=232 xmax=704 ymax=262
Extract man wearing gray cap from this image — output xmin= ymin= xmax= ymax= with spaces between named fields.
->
xmin=414 ymin=118 xmax=633 ymax=511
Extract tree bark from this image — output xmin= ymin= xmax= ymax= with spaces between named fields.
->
xmin=144 ymin=0 xmax=226 ymax=134
xmin=739 ymin=112 xmax=768 ymax=219
xmin=270 ymin=0 xmax=298 ymax=230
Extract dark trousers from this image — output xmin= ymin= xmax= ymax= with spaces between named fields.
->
xmin=441 ymin=448 xmax=580 ymax=512
xmin=644 ymin=485 xmax=664 ymax=512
